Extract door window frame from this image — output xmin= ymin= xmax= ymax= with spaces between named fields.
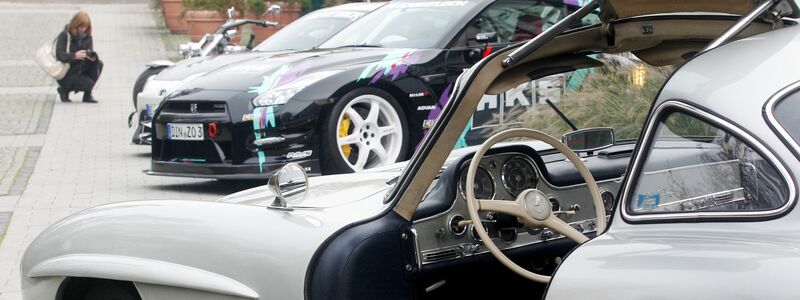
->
xmin=621 ymin=100 xmax=796 ymax=223
xmin=765 ymin=80 xmax=800 ymax=161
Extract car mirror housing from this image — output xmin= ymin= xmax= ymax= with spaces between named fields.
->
xmin=267 ymin=4 xmax=281 ymax=16
xmin=268 ymin=163 xmax=309 ymax=210
xmin=562 ymin=127 xmax=615 ymax=152
xmin=475 ymin=32 xmax=498 ymax=44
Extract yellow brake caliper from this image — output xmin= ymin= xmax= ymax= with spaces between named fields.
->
xmin=339 ymin=115 xmax=352 ymax=158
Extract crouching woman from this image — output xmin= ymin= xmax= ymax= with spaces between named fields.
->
xmin=55 ymin=11 xmax=103 ymax=103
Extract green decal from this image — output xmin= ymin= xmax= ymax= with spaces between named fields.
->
xmin=252 ymin=106 xmax=277 ymax=172
xmin=455 ymin=116 xmax=473 ymax=149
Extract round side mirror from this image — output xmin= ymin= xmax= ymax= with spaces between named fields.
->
xmin=268 ymin=163 xmax=308 ymax=209
xmin=267 ymin=4 xmax=281 ymax=16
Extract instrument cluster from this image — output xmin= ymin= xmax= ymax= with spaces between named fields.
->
xmin=458 ymin=154 xmax=539 ymax=201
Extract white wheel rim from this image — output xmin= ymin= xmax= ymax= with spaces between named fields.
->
xmin=335 ymin=94 xmax=403 ymax=172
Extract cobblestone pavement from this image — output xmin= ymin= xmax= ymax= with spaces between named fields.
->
xmin=0 ymin=1 xmax=260 ymax=298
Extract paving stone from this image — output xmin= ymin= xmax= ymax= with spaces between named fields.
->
xmin=0 ymin=94 xmax=52 ymax=135
xmin=0 ymin=67 xmax=51 ymax=88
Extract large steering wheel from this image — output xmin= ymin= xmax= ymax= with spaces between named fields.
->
xmin=465 ymin=129 xmax=607 ymax=283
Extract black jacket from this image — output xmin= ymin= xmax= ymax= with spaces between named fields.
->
xmin=55 ymin=26 xmax=95 ymax=87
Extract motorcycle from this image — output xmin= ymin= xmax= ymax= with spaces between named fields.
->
xmin=129 ymin=5 xmax=280 ymax=144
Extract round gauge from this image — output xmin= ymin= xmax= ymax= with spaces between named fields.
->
xmin=601 ymin=190 xmax=615 ymax=212
xmin=459 ymin=166 xmax=495 ymax=200
xmin=501 ymin=156 xmax=538 ymax=198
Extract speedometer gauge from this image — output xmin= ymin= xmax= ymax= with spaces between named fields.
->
xmin=502 ymin=156 xmax=538 ymax=198
xmin=459 ymin=166 xmax=495 ymax=200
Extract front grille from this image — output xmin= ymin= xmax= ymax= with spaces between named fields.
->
xmin=160 ymin=140 xmax=229 ymax=164
xmin=162 ymin=102 xmax=227 ymax=114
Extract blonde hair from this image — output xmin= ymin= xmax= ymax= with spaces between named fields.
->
xmin=68 ymin=11 xmax=92 ymax=36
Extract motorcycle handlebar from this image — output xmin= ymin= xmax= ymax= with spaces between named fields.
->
xmin=216 ymin=19 xmax=278 ymax=33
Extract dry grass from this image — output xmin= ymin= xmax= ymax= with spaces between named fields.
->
xmin=499 ymin=61 xmax=674 ymax=141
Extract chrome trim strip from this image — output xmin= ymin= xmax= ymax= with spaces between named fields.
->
xmin=411 ymin=228 xmax=422 ymax=271
xmin=765 ymin=80 xmax=800 ymax=159
xmin=641 ymin=159 xmax=738 ymax=176
xmin=420 ymin=218 xmax=600 ymax=265
xmin=621 ymin=101 xmax=797 ymax=222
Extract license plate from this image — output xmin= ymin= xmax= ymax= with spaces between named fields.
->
xmin=167 ymin=123 xmax=204 ymax=141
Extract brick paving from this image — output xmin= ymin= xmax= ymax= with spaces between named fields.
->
xmin=0 ymin=1 xmax=261 ymax=298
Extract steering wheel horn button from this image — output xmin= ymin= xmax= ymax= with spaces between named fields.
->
xmin=521 ymin=189 xmax=551 ymax=221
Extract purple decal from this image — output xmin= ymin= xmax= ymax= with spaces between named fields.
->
xmin=277 ymin=61 xmax=313 ymax=86
xmin=425 ymin=84 xmax=453 ymax=129
xmin=358 ymin=50 xmax=424 ymax=85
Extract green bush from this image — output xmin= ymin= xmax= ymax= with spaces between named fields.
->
xmin=182 ymin=0 xmax=268 ymax=16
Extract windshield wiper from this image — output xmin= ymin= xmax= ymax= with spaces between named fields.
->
xmin=545 ymin=99 xmax=578 ymax=131
xmin=336 ymin=43 xmax=383 ymax=48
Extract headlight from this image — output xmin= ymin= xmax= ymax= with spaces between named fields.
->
xmin=252 ymin=70 xmax=342 ymax=107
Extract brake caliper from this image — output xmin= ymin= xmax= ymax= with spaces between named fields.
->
xmin=339 ymin=115 xmax=352 ymax=158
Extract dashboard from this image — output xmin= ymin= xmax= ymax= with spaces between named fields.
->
xmin=412 ymin=147 xmax=627 ymax=266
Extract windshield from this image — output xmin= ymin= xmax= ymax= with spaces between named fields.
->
xmin=449 ymin=53 xmax=673 ymax=150
xmin=319 ymin=0 xmax=481 ymax=49
xmin=254 ymin=10 xmax=365 ymax=52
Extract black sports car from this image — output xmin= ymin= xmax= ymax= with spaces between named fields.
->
xmin=149 ymin=0 xmax=595 ymax=179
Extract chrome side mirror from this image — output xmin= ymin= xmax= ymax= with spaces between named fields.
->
xmin=562 ymin=127 xmax=615 ymax=152
xmin=227 ymin=6 xmax=236 ymax=19
xmin=225 ymin=29 xmax=238 ymax=39
xmin=475 ymin=32 xmax=498 ymax=44
xmin=266 ymin=4 xmax=281 ymax=16
xmin=267 ymin=163 xmax=308 ymax=210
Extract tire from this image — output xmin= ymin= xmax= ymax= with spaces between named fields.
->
xmin=60 ymin=278 xmax=141 ymax=300
xmin=321 ymin=88 xmax=409 ymax=174
xmin=132 ymin=66 xmax=166 ymax=110
xmin=83 ymin=280 xmax=141 ymax=300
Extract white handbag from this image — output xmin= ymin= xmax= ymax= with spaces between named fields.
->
xmin=35 ymin=32 xmax=70 ymax=80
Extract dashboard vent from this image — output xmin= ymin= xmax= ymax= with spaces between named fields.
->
xmin=423 ymin=247 xmax=462 ymax=263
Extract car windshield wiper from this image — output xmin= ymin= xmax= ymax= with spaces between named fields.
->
xmin=334 ymin=43 xmax=383 ymax=48
xmin=544 ymin=99 xmax=578 ymax=131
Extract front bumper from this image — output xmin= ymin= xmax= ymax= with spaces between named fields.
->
xmin=149 ymin=97 xmax=323 ymax=180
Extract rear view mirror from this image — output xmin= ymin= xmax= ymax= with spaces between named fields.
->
xmin=475 ymin=32 xmax=497 ymax=44
xmin=268 ymin=163 xmax=308 ymax=210
xmin=267 ymin=4 xmax=281 ymax=16
xmin=562 ymin=128 xmax=615 ymax=152
xmin=226 ymin=6 xmax=236 ymax=19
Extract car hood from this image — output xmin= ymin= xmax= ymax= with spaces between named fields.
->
xmin=21 ymin=170 xmax=398 ymax=299
xmin=154 ymin=51 xmax=287 ymax=81
xmin=220 ymin=163 xmax=406 ymax=207
xmin=175 ymin=47 xmax=439 ymax=92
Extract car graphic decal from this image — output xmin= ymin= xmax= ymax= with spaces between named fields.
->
xmin=424 ymin=84 xmax=453 ymax=133
xmin=252 ymin=106 xmax=276 ymax=173
xmin=276 ymin=61 xmax=313 ymax=86
xmin=357 ymin=49 xmax=424 ymax=85
xmin=248 ymin=64 xmax=291 ymax=95
xmin=455 ymin=116 xmax=472 ymax=149
xmin=246 ymin=61 xmax=316 ymax=173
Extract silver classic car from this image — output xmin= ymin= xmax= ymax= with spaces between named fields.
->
xmin=20 ymin=0 xmax=800 ymax=299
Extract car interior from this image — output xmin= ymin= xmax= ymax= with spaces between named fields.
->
xmin=399 ymin=13 xmax=781 ymax=299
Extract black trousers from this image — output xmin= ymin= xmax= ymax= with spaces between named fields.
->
xmin=60 ymin=59 xmax=103 ymax=94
